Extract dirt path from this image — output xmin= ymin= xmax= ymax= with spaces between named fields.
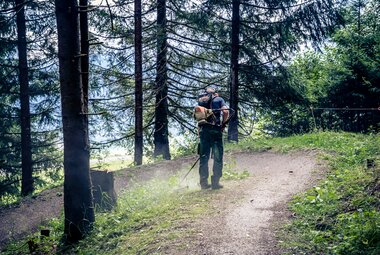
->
xmin=0 ymin=151 xmax=324 ymax=253
xmin=164 ymin=151 xmax=324 ymax=254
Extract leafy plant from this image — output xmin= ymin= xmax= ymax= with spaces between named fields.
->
xmin=222 ymin=159 xmax=250 ymax=180
xmin=264 ymin=132 xmax=380 ymax=255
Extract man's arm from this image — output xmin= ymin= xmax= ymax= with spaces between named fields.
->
xmin=221 ymin=105 xmax=229 ymax=132
xmin=221 ymin=105 xmax=229 ymax=124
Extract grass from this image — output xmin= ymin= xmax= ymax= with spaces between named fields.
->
xmin=91 ymin=159 xmax=132 ymax=172
xmin=0 ymin=168 xmax=64 ymax=207
xmin=228 ymin=131 xmax=380 ymax=255
xmin=74 ymin=178 xmax=211 ymax=255
xmin=2 ymin=157 xmax=249 ymax=255
xmin=2 ymin=131 xmax=379 ymax=254
xmin=2 ymin=178 xmax=209 ymax=254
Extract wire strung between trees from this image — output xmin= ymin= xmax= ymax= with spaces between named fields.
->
xmin=311 ymin=107 xmax=380 ymax=111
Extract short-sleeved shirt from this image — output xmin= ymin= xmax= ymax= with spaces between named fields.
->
xmin=198 ymin=93 xmax=226 ymax=126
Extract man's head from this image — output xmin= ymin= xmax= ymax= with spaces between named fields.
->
xmin=205 ymin=85 xmax=217 ymax=95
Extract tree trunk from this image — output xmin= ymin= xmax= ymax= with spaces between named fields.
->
xmin=55 ymin=0 xmax=94 ymax=243
xmin=15 ymin=0 xmax=33 ymax=196
xmin=79 ymin=0 xmax=89 ymax=114
xmin=227 ymin=0 xmax=240 ymax=142
xmin=153 ymin=0 xmax=171 ymax=160
xmin=134 ymin=0 xmax=143 ymax=165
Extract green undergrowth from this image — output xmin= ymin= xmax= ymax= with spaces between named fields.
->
xmin=73 ymin=177 xmax=210 ymax=255
xmin=3 ymin=131 xmax=379 ymax=254
xmin=0 ymin=169 xmax=64 ymax=207
xmin=230 ymin=131 xmax=380 ymax=255
xmin=2 ymin=164 xmax=249 ymax=255
xmin=223 ymin=158 xmax=250 ymax=180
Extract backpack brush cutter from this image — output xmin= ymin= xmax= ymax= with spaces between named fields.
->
xmin=179 ymin=108 xmax=235 ymax=186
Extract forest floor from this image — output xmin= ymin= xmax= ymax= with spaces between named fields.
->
xmin=0 ymin=150 xmax=325 ymax=254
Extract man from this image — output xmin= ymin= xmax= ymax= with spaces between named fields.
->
xmin=196 ymin=86 xmax=229 ymax=190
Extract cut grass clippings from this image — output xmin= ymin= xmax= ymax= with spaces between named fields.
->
xmin=2 ymin=168 xmax=248 ymax=255
xmin=75 ymin=177 xmax=210 ymax=255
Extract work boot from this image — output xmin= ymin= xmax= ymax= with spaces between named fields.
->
xmin=211 ymin=176 xmax=223 ymax=190
xmin=200 ymin=178 xmax=211 ymax=190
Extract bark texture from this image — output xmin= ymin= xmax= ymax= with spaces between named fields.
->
xmin=153 ymin=0 xmax=171 ymax=160
xmin=228 ymin=0 xmax=240 ymax=142
xmin=55 ymin=0 xmax=94 ymax=242
xmin=15 ymin=0 xmax=33 ymax=196
xmin=134 ymin=0 xmax=143 ymax=165
xmin=79 ymin=0 xmax=89 ymax=113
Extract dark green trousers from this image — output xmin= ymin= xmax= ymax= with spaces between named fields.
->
xmin=199 ymin=125 xmax=224 ymax=181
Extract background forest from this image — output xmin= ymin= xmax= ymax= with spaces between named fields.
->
xmin=0 ymin=0 xmax=379 ymax=246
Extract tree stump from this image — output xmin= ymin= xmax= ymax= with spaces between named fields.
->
xmin=90 ymin=170 xmax=117 ymax=211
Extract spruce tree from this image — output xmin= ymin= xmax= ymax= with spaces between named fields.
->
xmin=188 ymin=0 xmax=342 ymax=141
xmin=153 ymin=0 xmax=171 ymax=160
xmin=55 ymin=0 xmax=94 ymax=242
xmin=134 ymin=0 xmax=143 ymax=165
xmin=14 ymin=0 xmax=33 ymax=196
